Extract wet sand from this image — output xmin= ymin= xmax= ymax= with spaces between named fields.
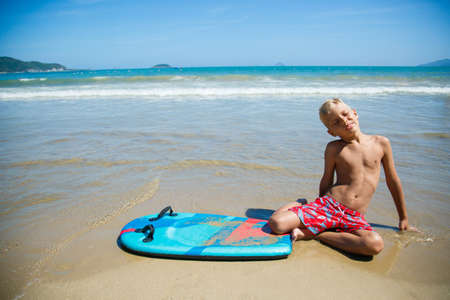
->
xmin=17 ymin=227 xmax=450 ymax=300
xmin=2 ymin=179 xmax=449 ymax=300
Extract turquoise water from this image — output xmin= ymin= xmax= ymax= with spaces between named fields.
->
xmin=0 ymin=66 xmax=449 ymax=297
xmin=1 ymin=66 xmax=449 ymax=100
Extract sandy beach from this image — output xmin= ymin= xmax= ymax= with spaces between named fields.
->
xmin=9 ymin=211 xmax=450 ymax=299
xmin=2 ymin=173 xmax=449 ymax=300
xmin=26 ymin=241 xmax=450 ymax=300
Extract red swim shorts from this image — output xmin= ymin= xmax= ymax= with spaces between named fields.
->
xmin=288 ymin=195 xmax=373 ymax=235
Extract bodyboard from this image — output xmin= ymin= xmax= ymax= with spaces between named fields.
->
xmin=118 ymin=207 xmax=291 ymax=260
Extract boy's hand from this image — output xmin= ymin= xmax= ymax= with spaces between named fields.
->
xmin=399 ymin=218 xmax=419 ymax=232
xmin=399 ymin=219 xmax=409 ymax=231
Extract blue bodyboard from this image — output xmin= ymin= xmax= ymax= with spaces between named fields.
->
xmin=118 ymin=207 xmax=292 ymax=260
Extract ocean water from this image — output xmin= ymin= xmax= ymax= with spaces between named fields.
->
xmin=0 ymin=66 xmax=449 ymax=298
xmin=1 ymin=66 xmax=449 ymax=100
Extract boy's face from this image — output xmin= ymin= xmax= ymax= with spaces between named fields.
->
xmin=324 ymin=103 xmax=360 ymax=139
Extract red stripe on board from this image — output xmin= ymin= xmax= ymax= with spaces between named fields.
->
xmin=120 ymin=228 xmax=135 ymax=235
xmin=225 ymin=219 xmax=272 ymax=242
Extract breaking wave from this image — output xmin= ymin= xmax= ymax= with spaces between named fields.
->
xmin=1 ymin=86 xmax=449 ymax=101
xmin=1 ymin=66 xmax=449 ymax=101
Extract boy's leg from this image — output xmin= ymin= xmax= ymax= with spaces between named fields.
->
xmin=269 ymin=202 xmax=313 ymax=240
xmin=315 ymin=229 xmax=384 ymax=256
xmin=271 ymin=201 xmax=301 ymax=216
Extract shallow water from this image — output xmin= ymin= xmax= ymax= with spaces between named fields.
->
xmin=0 ymin=66 xmax=449 ymax=299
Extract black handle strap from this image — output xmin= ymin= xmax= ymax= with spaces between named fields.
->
xmin=149 ymin=206 xmax=177 ymax=221
xmin=135 ymin=224 xmax=155 ymax=243
xmin=134 ymin=206 xmax=177 ymax=243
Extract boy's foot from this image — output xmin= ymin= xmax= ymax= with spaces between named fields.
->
xmin=297 ymin=198 xmax=308 ymax=205
xmin=291 ymin=228 xmax=305 ymax=241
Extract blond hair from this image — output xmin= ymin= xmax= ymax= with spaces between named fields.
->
xmin=319 ymin=98 xmax=347 ymax=126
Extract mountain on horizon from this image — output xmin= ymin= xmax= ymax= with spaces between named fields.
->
xmin=417 ymin=59 xmax=450 ymax=67
xmin=0 ymin=56 xmax=66 ymax=73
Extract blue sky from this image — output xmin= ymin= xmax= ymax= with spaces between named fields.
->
xmin=0 ymin=0 xmax=449 ymax=69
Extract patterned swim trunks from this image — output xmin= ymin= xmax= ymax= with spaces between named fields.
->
xmin=288 ymin=195 xmax=373 ymax=235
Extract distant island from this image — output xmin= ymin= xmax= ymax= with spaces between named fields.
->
xmin=417 ymin=59 xmax=450 ymax=67
xmin=152 ymin=64 xmax=172 ymax=68
xmin=0 ymin=56 xmax=66 ymax=73
xmin=275 ymin=62 xmax=285 ymax=66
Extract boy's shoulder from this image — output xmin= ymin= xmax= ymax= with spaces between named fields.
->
xmin=324 ymin=139 xmax=346 ymax=153
xmin=362 ymin=135 xmax=393 ymax=156
xmin=325 ymin=135 xmax=391 ymax=151
xmin=326 ymin=138 xmax=349 ymax=147
xmin=369 ymin=134 xmax=391 ymax=147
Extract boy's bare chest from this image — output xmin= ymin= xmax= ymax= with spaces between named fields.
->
xmin=337 ymin=143 xmax=383 ymax=171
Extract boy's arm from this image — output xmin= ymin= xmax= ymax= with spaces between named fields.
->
xmin=380 ymin=136 xmax=409 ymax=230
xmin=319 ymin=142 xmax=336 ymax=197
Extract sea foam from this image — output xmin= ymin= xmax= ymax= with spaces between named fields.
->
xmin=1 ymin=86 xmax=449 ymax=101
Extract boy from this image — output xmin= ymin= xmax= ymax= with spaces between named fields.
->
xmin=269 ymin=98 xmax=411 ymax=256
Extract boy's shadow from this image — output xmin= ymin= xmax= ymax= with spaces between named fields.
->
xmin=245 ymin=198 xmax=398 ymax=262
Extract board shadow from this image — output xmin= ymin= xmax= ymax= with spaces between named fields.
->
xmin=245 ymin=208 xmax=274 ymax=220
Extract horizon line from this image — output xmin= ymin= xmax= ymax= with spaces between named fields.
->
xmin=63 ymin=64 xmax=449 ymax=71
